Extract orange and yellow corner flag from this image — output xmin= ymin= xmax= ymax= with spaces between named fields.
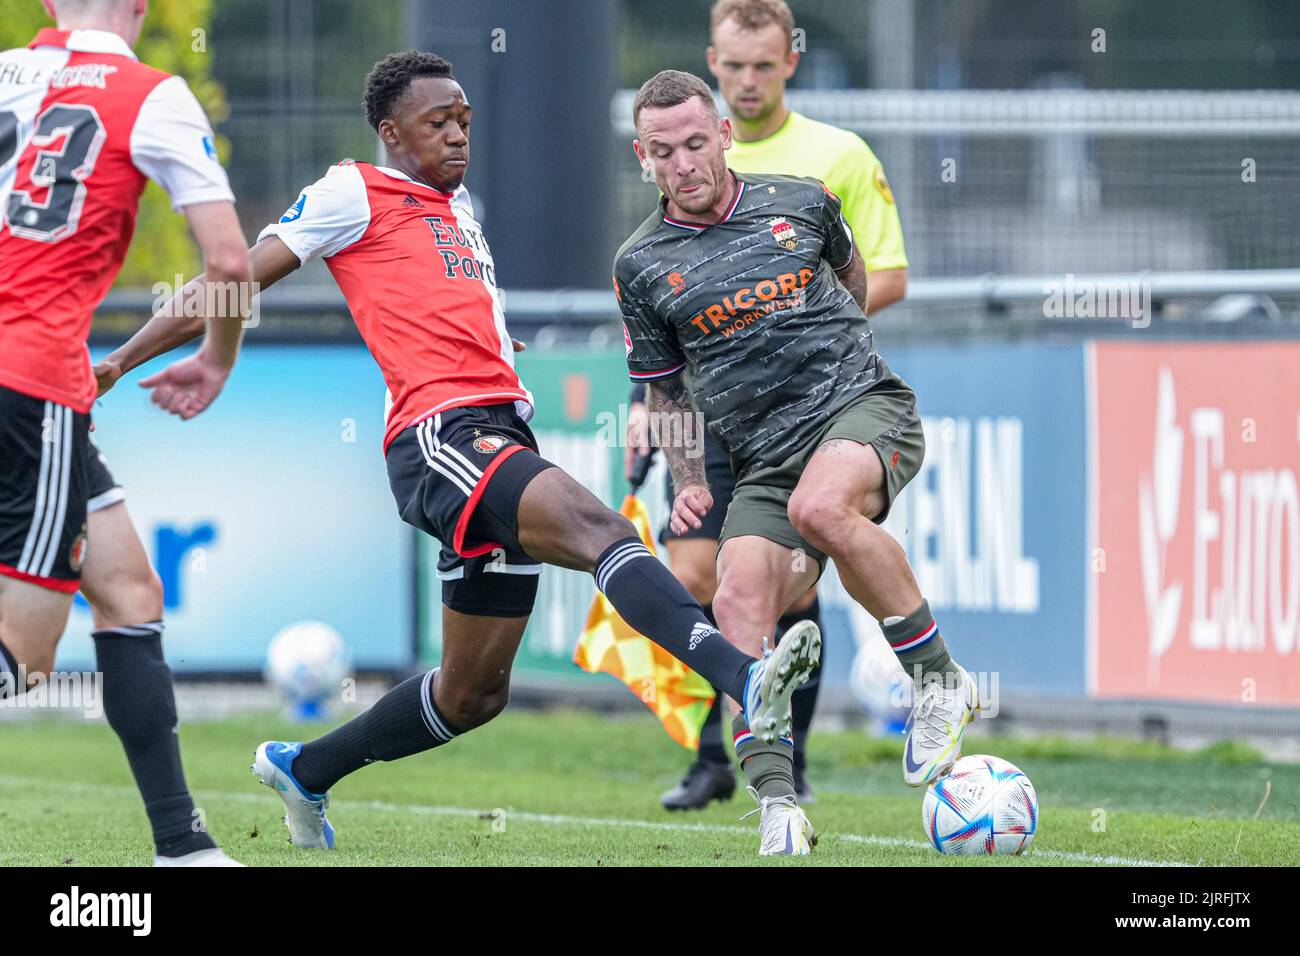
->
xmin=573 ymin=494 xmax=716 ymax=750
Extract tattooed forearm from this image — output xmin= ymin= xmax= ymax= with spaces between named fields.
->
xmin=647 ymin=373 xmax=708 ymax=493
xmin=835 ymin=245 xmax=869 ymax=314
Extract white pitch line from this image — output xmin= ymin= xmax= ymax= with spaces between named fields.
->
xmin=0 ymin=775 xmax=1190 ymax=867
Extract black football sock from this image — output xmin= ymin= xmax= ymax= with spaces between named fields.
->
xmin=692 ymin=605 xmax=729 ymax=767
xmin=291 ymin=668 xmax=461 ymax=794
xmin=594 ymin=538 xmax=755 ymax=703
xmin=696 ymin=695 xmax=729 ymax=766
xmin=0 ymin=637 xmax=20 ymax=698
xmin=731 ymin=713 xmax=796 ymax=802
xmin=783 ymin=598 xmax=823 ymax=776
xmin=93 ymin=623 xmax=216 ymax=858
xmin=882 ymin=599 xmax=959 ymax=686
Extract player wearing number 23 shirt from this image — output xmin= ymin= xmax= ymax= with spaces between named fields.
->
xmin=0 ymin=27 xmax=232 ymax=592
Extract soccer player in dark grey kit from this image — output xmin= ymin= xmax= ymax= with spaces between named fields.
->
xmin=615 ymin=71 xmax=983 ymax=835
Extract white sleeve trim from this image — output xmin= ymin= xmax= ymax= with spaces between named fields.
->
xmin=256 ymin=164 xmax=371 ymax=263
xmin=129 ymin=75 xmax=234 ymax=212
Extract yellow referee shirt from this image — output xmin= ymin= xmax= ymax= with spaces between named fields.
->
xmin=727 ymin=110 xmax=908 ymax=272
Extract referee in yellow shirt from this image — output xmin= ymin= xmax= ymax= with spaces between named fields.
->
xmin=627 ymin=0 xmax=909 ymax=810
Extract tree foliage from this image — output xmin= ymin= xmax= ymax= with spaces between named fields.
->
xmin=0 ymin=0 xmax=226 ymax=285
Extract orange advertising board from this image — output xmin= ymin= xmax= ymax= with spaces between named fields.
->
xmin=1089 ymin=341 xmax=1300 ymax=704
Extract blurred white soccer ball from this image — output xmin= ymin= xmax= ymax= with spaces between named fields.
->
xmin=922 ymin=754 xmax=1039 ymax=856
xmin=265 ymin=621 xmax=352 ymax=705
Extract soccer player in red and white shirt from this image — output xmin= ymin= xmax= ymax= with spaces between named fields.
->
xmin=0 ymin=0 xmax=248 ymax=866
xmin=108 ymin=51 xmax=818 ymax=856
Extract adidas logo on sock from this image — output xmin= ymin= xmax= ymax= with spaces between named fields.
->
xmin=402 ymin=194 xmax=424 ymax=208
xmin=689 ymin=622 xmax=718 ymax=651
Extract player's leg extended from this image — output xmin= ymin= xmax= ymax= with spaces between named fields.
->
xmin=255 ymin=607 xmax=528 ymax=850
xmin=659 ymin=536 xmax=735 ymax=809
xmin=787 ymin=435 xmax=979 ymax=786
xmin=516 ymin=466 xmax=759 ymax=707
xmin=80 ymin=499 xmax=236 ymax=866
xmin=713 ymin=534 xmax=820 ymax=854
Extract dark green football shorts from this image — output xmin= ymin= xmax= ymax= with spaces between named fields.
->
xmin=717 ymin=378 xmax=924 ymax=569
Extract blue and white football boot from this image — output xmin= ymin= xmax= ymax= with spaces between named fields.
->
xmin=252 ymin=741 xmax=335 ymax=849
xmin=742 ymin=620 xmax=822 ymax=745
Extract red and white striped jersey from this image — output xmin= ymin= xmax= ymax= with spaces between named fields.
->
xmin=258 ymin=162 xmax=533 ymax=453
xmin=0 ymin=28 xmax=234 ymax=412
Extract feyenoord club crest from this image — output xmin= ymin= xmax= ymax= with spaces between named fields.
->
xmin=770 ymin=217 xmax=797 ymax=251
xmin=473 ymin=434 xmax=509 ymax=454
xmin=69 ymin=529 xmax=88 ymax=572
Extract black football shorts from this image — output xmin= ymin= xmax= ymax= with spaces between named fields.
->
xmin=0 ymin=385 xmax=90 ymax=592
xmin=85 ymin=434 xmax=125 ymax=513
xmin=386 ymin=403 xmax=556 ymax=618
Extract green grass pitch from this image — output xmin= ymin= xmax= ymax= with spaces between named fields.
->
xmin=0 ymin=707 xmax=1295 ymax=866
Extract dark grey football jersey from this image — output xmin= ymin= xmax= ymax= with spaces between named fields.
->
xmin=614 ymin=171 xmax=897 ymax=478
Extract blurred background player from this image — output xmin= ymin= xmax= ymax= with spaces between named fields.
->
xmin=0 ymin=0 xmax=249 ymax=865
xmin=626 ymin=0 xmax=909 ymax=810
xmin=110 ymin=51 xmax=820 ymax=857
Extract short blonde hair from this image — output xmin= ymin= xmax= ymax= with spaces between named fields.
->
xmin=710 ymin=0 xmax=795 ymax=45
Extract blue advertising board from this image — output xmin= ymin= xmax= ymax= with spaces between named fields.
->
xmin=878 ymin=341 xmax=1089 ymax=695
xmin=55 ymin=345 xmax=414 ymax=672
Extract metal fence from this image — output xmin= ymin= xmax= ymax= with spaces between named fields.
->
xmin=611 ymin=88 xmax=1300 ymax=283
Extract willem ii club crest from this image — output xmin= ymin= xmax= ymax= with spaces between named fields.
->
xmin=473 ymin=434 xmax=509 ymax=454
xmin=770 ymin=217 xmax=797 ymax=251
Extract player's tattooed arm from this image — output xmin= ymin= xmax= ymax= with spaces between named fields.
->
xmin=647 ymin=373 xmax=706 ymax=491
xmin=647 ymin=373 xmax=713 ymax=534
xmin=834 ymin=244 xmax=869 ymax=314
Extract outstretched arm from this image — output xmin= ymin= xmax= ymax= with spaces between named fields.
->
xmin=96 ymin=235 xmax=303 ymax=406
xmin=647 ymin=372 xmax=712 ymax=535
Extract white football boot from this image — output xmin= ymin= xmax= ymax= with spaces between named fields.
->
xmin=153 ymin=847 xmax=244 ymax=867
xmin=743 ymin=620 xmax=822 ymax=745
xmin=252 ymin=741 xmax=335 ymax=849
xmin=741 ymin=786 xmax=815 ymax=856
xmin=902 ymin=664 xmax=981 ymax=787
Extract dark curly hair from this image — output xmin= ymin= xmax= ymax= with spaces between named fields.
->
xmin=363 ymin=51 xmax=455 ymax=132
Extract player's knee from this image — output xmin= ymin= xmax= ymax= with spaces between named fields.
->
xmin=711 ymin=576 xmax=766 ymax=632
xmin=90 ymin=564 xmax=164 ymax=630
xmin=439 ymin=682 xmax=509 ymax=731
xmin=1 ymin=646 xmax=55 ymax=694
xmin=788 ymin=494 xmax=852 ymax=554
xmin=586 ymin=508 xmax=639 ymax=561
